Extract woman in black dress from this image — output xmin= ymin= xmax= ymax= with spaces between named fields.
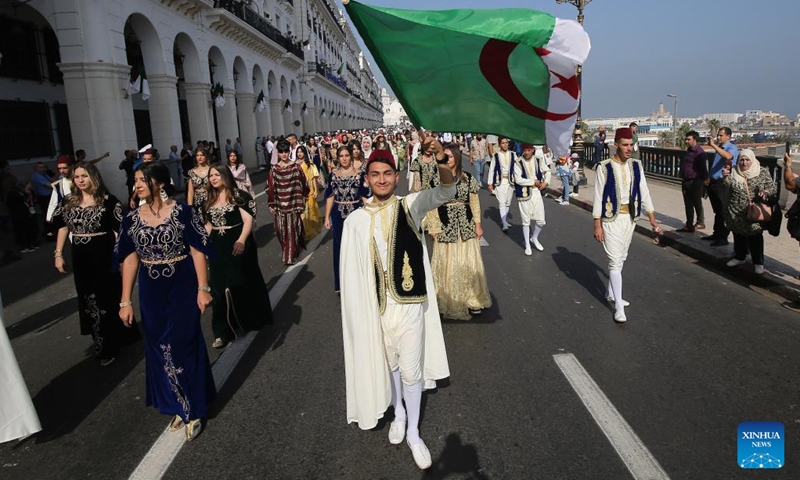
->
xmin=53 ymin=162 xmax=140 ymax=366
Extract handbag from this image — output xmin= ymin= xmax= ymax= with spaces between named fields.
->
xmin=786 ymin=201 xmax=800 ymax=239
xmin=744 ymin=176 xmax=772 ymax=222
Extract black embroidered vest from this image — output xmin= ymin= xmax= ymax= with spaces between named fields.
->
xmin=374 ymin=198 xmax=427 ymax=314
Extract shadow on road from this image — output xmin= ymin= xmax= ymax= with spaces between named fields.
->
xmin=253 ymin=222 xmax=276 ymax=249
xmin=550 ymin=246 xmax=608 ymax=304
xmin=207 ymin=267 xmax=314 ymax=420
xmin=422 ymin=433 xmax=489 ymax=480
xmin=442 ymin=292 xmax=501 ymax=325
xmin=6 ymin=297 xmax=77 ymax=340
xmin=31 ymin=341 xmax=144 ymax=444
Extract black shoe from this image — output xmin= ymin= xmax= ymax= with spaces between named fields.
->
xmin=701 ymin=235 xmax=717 ymax=241
xmin=710 ymin=240 xmax=729 ymax=247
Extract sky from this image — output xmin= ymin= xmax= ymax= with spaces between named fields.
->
xmin=336 ymin=0 xmax=800 ymax=119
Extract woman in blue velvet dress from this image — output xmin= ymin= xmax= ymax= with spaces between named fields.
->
xmin=323 ymin=145 xmax=370 ymax=292
xmin=117 ymin=163 xmax=215 ymax=441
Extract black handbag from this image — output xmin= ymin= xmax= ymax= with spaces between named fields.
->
xmin=786 ymin=201 xmax=800 ymax=239
xmin=766 ymin=197 xmax=782 ymax=237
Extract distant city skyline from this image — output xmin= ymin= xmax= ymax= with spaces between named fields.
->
xmin=338 ymin=0 xmax=800 ymax=119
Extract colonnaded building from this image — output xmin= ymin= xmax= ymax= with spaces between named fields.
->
xmin=0 ymin=0 xmax=383 ymax=198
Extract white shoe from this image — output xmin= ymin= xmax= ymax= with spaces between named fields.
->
xmin=570 ymin=193 xmax=579 ymax=197
xmin=559 ymin=200 xmax=570 ymax=205
xmin=531 ymin=238 xmax=544 ymax=251
xmin=524 ymin=247 xmax=532 ymax=256
xmin=606 ymin=297 xmax=630 ymax=307
xmin=613 ymin=311 xmax=627 ymax=323
xmin=407 ymin=440 xmax=432 ymax=470
xmin=726 ymin=258 xmax=745 ymax=267
xmin=388 ymin=420 xmax=406 ymax=445
xmin=754 ymin=264 xmax=765 ymax=275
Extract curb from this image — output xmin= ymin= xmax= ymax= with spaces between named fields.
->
xmin=545 ymin=186 xmax=800 ymax=306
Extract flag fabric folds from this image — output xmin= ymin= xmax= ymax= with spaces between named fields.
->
xmin=284 ymin=99 xmax=292 ymax=114
xmin=343 ymin=0 xmax=591 ymax=156
xmin=302 ymin=102 xmax=309 ymax=116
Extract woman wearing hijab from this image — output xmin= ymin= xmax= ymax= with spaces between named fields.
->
xmin=722 ymin=148 xmax=776 ymax=275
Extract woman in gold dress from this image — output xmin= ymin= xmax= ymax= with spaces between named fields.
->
xmin=297 ymin=146 xmax=321 ymax=240
xmin=429 ymin=143 xmax=491 ymax=320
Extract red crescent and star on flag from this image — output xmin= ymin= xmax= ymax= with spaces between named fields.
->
xmin=479 ymin=39 xmax=579 ymax=121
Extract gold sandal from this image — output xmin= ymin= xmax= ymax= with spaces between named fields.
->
xmin=169 ymin=415 xmax=185 ymax=432
xmin=185 ymin=419 xmax=203 ymax=441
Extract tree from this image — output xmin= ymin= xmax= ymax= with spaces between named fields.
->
xmin=737 ymin=133 xmax=753 ymax=144
xmin=578 ymin=121 xmax=595 ymax=142
xmin=706 ymin=118 xmax=721 ymax=137
xmin=658 ymin=131 xmax=675 ymax=148
xmin=677 ymin=122 xmax=692 ymax=143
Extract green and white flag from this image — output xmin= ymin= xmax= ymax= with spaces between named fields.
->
xmin=343 ymin=0 xmax=590 ymax=155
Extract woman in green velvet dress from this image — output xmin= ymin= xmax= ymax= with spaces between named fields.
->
xmin=205 ymin=163 xmax=273 ymax=348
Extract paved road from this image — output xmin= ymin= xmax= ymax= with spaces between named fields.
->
xmin=2 ymin=170 xmax=799 ymax=479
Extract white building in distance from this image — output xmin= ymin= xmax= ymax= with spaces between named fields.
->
xmin=0 ymin=0 xmax=383 ymax=200
xmin=381 ymin=88 xmax=408 ymax=126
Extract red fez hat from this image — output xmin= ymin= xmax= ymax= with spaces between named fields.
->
xmin=614 ymin=128 xmax=633 ymax=142
xmin=366 ymin=149 xmax=396 ymax=171
xmin=143 ymin=148 xmax=156 ymax=156
xmin=521 ymin=143 xmax=535 ymax=150
xmin=57 ymin=155 xmax=72 ymax=166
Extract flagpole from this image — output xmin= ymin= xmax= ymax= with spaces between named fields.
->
xmin=556 ymin=0 xmax=593 ymax=161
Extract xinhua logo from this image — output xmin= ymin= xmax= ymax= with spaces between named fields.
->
xmin=738 ymin=421 xmax=784 ymax=469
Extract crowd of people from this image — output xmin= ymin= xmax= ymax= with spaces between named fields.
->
xmin=1 ymin=122 xmax=796 ymax=471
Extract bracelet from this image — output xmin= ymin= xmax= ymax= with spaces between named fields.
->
xmin=119 ymin=301 xmax=133 ymax=308
xmin=54 ymin=249 xmax=62 ymax=254
xmin=198 ymin=286 xmax=211 ymax=293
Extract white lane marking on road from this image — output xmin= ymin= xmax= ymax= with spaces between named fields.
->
xmin=129 ymin=229 xmax=328 ymax=480
xmin=553 ymin=353 xmax=670 ymax=480
xmin=479 ymin=237 xmax=489 ymax=247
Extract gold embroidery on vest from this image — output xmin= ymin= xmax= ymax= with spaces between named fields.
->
xmin=401 ymin=252 xmax=414 ymax=292
xmin=605 ymin=196 xmax=613 ymax=218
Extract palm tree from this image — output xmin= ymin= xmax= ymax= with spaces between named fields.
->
xmin=658 ymin=131 xmax=675 ymax=148
xmin=706 ymin=118 xmax=721 ymax=138
xmin=737 ymin=133 xmax=753 ymax=144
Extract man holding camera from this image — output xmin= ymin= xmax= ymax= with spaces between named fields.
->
xmin=704 ymin=127 xmax=739 ymax=246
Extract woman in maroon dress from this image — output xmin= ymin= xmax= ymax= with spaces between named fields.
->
xmin=266 ymin=140 xmax=308 ymax=264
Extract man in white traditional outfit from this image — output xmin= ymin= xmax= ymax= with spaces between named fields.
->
xmin=487 ymin=137 xmax=517 ymax=231
xmin=513 ymin=144 xmax=550 ymax=255
xmin=340 ymin=148 xmax=455 ymax=470
xmin=593 ymin=128 xmax=661 ymax=323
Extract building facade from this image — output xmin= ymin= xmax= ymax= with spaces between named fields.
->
xmin=0 ymin=0 xmax=383 ymax=199
xmin=380 ymin=88 xmax=408 ymax=126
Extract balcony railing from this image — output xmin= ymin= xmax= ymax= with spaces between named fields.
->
xmin=218 ymin=2 xmax=304 ymax=60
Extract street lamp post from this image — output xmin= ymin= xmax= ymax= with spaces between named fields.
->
xmin=555 ymin=0 xmax=593 ymax=159
xmin=667 ymin=93 xmax=678 ymax=147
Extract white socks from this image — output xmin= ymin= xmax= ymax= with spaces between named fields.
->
xmin=609 ymin=269 xmax=624 ymax=313
xmin=390 ymin=369 xmax=406 ymax=422
xmin=522 ymin=225 xmax=531 ymax=245
xmin=402 ymin=381 xmax=423 ymax=445
xmin=532 ymin=225 xmax=542 ymax=243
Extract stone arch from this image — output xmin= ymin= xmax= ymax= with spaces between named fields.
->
xmin=125 ymin=14 xmax=166 ymax=77
xmin=232 ymin=56 xmax=251 ymax=94
xmin=173 ymin=33 xmax=202 ymax=83
xmin=267 ymin=70 xmax=279 ymax=99
xmin=207 ymin=46 xmax=230 ymax=88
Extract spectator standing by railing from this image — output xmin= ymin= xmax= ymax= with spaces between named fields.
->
xmin=704 ymin=127 xmax=739 ymax=246
xmin=676 ymin=130 xmax=708 ymax=233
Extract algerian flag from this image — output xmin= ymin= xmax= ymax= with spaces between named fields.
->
xmin=337 ymin=62 xmax=344 ymax=76
xmin=127 ymin=65 xmax=150 ymax=101
xmin=284 ymin=99 xmax=292 ymax=114
xmin=255 ymin=90 xmax=267 ymax=112
xmin=320 ymin=108 xmax=326 ymax=118
xmin=343 ymin=0 xmax=590 ymax=156
xmin=302 ymin=102 xmax=309 ymax=116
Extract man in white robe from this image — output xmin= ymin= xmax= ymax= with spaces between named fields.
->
xmin=340 ymin=149 xmax=455 ymax=470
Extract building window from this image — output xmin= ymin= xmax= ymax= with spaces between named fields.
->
xmin=0 ymin=16 xmax=41 ymax=81
xmin=53 ymin=103 xmax=73 ymax=155
xmin=42 ymin=27 xmax=63 ymax=84
xmin=0 ymin=100 xmax=55 ymax=159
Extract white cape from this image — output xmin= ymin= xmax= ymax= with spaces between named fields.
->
xmin=0 ymin=291 xmax=41 ymax=443
xmin=340 ymin=191 xmax=452 ymax=430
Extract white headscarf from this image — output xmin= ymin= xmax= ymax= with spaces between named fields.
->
xmin=731 ymin=148 xmax=760 ymax=183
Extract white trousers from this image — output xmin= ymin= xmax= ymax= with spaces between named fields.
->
xmin=601 ymin=214 xmax=636 ymax=271
xmin=494 ymin=181 xmax=513 ymax=208
xmin=518 ymin=191 xmax=546 ymax=227
xmin=381 ymin=300 xmax=424 ymax=385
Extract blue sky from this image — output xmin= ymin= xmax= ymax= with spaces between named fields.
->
xmin=337 ymin=0 xmax=800 ymax=119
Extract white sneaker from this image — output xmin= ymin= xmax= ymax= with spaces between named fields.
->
xmin=606 ymin=297 xmax=630 ymax=307
xmin=524 ymin=247 xmax=532 ymax=256
xmin=570 ymin=193 xmax=579 ymax=197
xmin=407 ymin=440 xmax=432 ymax=470
xmin=559 ymin=200 xmax=569 ymax=205
xmin=388 ymin=420 xmax=406 ymax=445
xmin=754 ymin=264 xmax=765 ymax=275
xmin=726 ymin=258 xmax=745 ymax=267
xmin=613 ymin=310 xmax=627 ymax=323
xmin=531 ymin=239 xmax=544 ymax=251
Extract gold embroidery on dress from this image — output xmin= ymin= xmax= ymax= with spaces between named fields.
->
xmin=401 ymin=252 xmax=414 ymax=292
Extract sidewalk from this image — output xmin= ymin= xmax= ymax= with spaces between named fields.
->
xmin=546 ymin=167 xmax=800 ymax=303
